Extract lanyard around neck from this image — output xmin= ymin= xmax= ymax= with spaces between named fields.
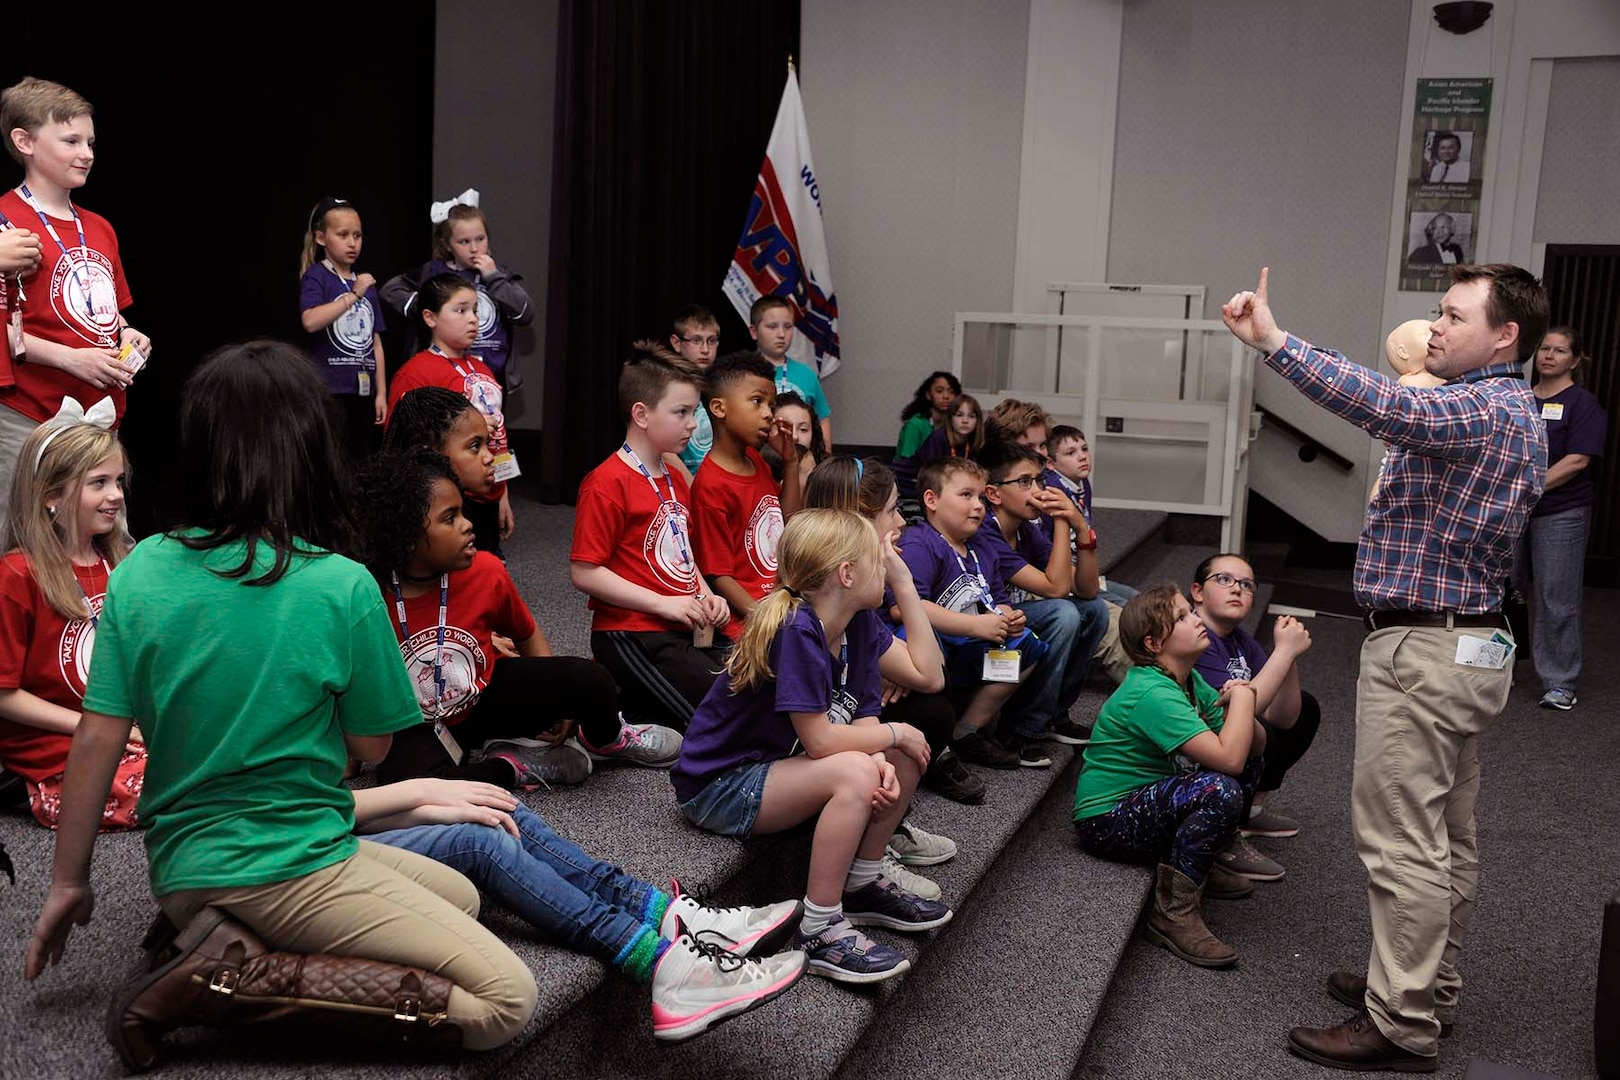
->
xmin=621 ymin=442 xmax=696 ymax=589
xmin=17 ymin=184 xmax=106 ymax=342
xmin=932 ymin=525 xmax=996 ymax=608
xmin=391 ymin=572 xmax=450 ymax=707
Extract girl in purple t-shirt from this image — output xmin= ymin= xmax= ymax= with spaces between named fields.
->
xmin=672 ymin=509 xmax=952 ymax=985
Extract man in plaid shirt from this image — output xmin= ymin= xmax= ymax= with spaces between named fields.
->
xmin=1223 ymin=264 xmax=1547 ymax=1072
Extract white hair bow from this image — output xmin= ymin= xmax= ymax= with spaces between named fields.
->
xmin=429 ymin=188 xmax=481 ymax=224
xmin=35 ymin=395 xmax=117 ymax=470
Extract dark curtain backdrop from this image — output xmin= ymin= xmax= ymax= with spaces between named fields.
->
xmin=540 ymin=0 xmax=802 ymax=504
xmin=7 ymin=9 xmax=435 ymax=535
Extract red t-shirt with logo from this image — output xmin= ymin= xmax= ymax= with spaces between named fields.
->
xmin=383 ymin=551 xmax=535 ymax=727
xmin=571 ymin=454 xmax=701 ymax=634
xmin=0 ymin=553 xmax=109 ymax=782
xmin=389 ymin=349 xmax=510 ymax=502
xmin=0 ymin=192 xmax=132 ymax=423
xmin=690 ymin=448 xmax=783 ymax=640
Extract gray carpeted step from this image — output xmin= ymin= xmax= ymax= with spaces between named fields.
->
xmin=468 ymin=743 xmax=1085 ymax=1079
xmin=834 ymin=753 xmax=1152 ymax=1080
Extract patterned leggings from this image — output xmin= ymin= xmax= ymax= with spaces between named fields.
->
xmin=1075 ymin=757 xmax=1263 ymax=884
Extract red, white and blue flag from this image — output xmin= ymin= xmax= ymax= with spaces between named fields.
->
xmin=722 ymin=67 xmax=841 ymax=376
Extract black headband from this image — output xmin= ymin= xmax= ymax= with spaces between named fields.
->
xmin=309 ymin=196 xmax=353 ymax=233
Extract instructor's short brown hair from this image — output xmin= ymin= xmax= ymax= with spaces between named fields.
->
xmin=1448 ymin=263 xmax=1549 ymax=364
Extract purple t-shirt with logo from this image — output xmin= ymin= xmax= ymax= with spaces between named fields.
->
xmin=1038 ymin=469 xmax=1090 ymax=559
xmin=898 ymin=523 xmax=1010 ymax=614
xmin=299 ymin=263 xmax=386 ymax=395
xmin=1533 ymin=384 xmax=1607 ymax=518
xmin=976 ymin=514 xmax=1053 ymax=606
xmin=671 ymin=605 xmax=890 ymax=803
xmin=423 ymin=260 xmax=513 ymax=382
xmin=1194 ymin=624 xmax=1268 ymax=692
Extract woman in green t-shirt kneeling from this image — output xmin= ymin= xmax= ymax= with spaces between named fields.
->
xmin=1072 ymin=585 xmax=1264 ymax=969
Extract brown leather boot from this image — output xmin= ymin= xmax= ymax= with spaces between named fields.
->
xmin=1326 ymin=971 xmax=1454 ymax=1038
xmin=106 ymin=906 xmax=461 ymax=1073
xmin=1288 ymin=1010 xmax=1438 ymax=1072
xmin=1144 ymin=864 xmax=1238 ymax=968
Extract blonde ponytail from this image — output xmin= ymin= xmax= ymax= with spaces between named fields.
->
xmin=724 ymin=509 xmax=883 ymax=692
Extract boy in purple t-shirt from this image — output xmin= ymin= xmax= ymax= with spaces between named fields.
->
xmin=978 ymin=442 xmax=1111 ymax=761
xmin=897 ymin=458 xmax=1045 ymax=771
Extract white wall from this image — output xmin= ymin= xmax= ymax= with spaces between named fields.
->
xmin=433 ymin=0 xmax=559 ymax=430
xmin=1107 ymin=0 xmax=1411 ymax=543
xmin=800 ymin=0 xmax=1029 ymax=448
xmin=1534 ymin=57 xmax=1620 ymax=245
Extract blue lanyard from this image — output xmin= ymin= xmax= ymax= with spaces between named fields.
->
xmin=391 ymin=572 xmax=450 ymax=709
xmin=16 ymin=184 xmax=107 ymax=343
xmin=429 ymin=343 xmax=473 ymax=382
xmin=773 ymin=363 xmax=792 ymax=396
xmin=934 ymin=526 xmax=997 ymax=608
xmin=621 ymin=442 xmax=697 ymax=588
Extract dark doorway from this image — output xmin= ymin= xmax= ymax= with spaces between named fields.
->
xmin=1542 ymin=245 xmax=1620 ymax=585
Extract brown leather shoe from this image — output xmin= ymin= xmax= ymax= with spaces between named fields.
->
xmin=1325 ymin=972 xmax=1453 ymax=1038
xmin=1288 ymin=1010 xmax=1438 ymax=1072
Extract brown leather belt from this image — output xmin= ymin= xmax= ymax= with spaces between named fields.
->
xmin=1363 ymin=610 xmax=1510 ymax=632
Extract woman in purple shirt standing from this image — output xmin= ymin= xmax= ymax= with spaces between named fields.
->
xmin=1520 ymin=326 xmax=1607 ymax=710
xmin=671 ymin=509 xmax=952 ymax=986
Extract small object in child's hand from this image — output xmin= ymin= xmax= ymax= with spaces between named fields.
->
xmin=693 ymin=622 xmax=715 ymax=649
xmin=116 ymin=340 xmax=147 ymax=375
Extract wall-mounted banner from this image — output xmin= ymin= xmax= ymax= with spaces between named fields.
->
xmin=1400 ymin=78 xmax=1492 ymax=292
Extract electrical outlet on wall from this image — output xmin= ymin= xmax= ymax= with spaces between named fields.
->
xmin=1105 ymin=417 xmax=1124 ymax=433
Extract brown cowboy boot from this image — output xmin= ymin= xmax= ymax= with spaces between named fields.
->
xmin=107 ymin=906 xmax=461 ymax=1073
xmin=1144 ymin=864 xmax=1238 ymax=968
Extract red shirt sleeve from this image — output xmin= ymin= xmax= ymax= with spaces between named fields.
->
xmin=689 ymin=460 xmax=742 ymax=579
xmin=570 ymin=466 xmax=625 ymax=567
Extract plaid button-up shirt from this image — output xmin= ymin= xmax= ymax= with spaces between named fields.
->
xmin=1266 ymin=335 xmax=1545 ymax=614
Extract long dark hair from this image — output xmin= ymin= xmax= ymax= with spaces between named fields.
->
xmin=353 ymin=448 xmax=459 ymax=583
xmin=899 ymin=370 xmax=961 ymax=422
xmin=176 ymin=340 xmax=354 ymax=585
xmin=383 ymin=386 xmax=479 ymax=453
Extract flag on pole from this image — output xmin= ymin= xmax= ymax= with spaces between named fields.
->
xmin=722 ymin=65 xmax=841 ymax=376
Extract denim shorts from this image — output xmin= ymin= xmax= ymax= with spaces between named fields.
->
xmin=679 ymin=761 xmax=772 ymax=837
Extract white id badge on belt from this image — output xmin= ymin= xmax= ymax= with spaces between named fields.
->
xmin=492 ymin=451 xmax=522 ymax=482
xmin=433 ymin=720 xmax=464 ymax=765
xmin=357 ymin=370 xmax=371 ymax=396
xmin=983 ymin=649 xmax=1021 ymax=683
xmin=1453 ymin=635 xmax=1509 ymax=671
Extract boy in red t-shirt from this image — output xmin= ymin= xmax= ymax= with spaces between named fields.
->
xmin=571 ymin=342 xmax=731 ymax=730
xmin=690 ymin=352 xmax=802 ymax=639
xmin=0 ymin=78 xmax=151 ymax=530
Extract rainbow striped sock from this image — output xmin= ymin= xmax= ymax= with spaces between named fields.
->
xmin=616 ymin=927 xmax=669 ymax=983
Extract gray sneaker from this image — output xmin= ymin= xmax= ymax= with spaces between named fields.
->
xmin=578 ymin=718 xmax=682 ymax=767
xmin=1216 ymin=834 xmax=1286 ymax=881
xmin=1539 ymin=687 xmax=1577 ymax=711
xmin=483 ymin=738 xmax=592 ymax=788
xmin=885 ymin=820 xmax=957 ymax=867
xmin=879 ymin=854 xmax=942 ymax=901
xmin=1241 ymin=805 xmax=1300 ymax=838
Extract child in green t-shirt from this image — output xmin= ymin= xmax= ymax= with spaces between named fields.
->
xmin=1072 ymin=585 xmax=1265 ymax=970
xmin=25 ymin=342 xmax=538 ymax=1067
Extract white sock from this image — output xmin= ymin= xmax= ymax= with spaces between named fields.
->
xmin=845 ymin=857 xmax=883 ymax=892
xmin=799 ymin=898 xmax=841 ymax=936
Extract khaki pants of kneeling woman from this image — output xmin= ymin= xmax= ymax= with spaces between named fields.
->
xmin=158 ymin=839 xmax=538 ymax=1051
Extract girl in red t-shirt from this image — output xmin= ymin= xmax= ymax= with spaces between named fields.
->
xmin=353 ymin=447 xmax=683 ymax=791
xmin=388 ymin=274 xmax=516 ymax=553
xmin=0 ymin=409 xmax=145 ymax=828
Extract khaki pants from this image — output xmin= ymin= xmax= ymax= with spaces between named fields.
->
xmin=1094 ymin=602 xmax=1133 ymax=686
xmin=158 ymin=840 xmax=538 ymax=1051
xmin=1352 ymin=625 xmax=1509 ymax=1056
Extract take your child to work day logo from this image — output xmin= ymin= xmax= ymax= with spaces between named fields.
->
xmin=745 ymin=495 xmax=784 ymax=578
xmin=56 ymin=590 xmax=104 ymax=699
xmin=644 ymin=503 xmax=700 ymax=593
xmin=49 ymin=248 xmax=120 ymax=347
xmin=327 ymin=294 xmax=376 ymax=358
xmin=399 ymin=626 xmax=484 ymax=718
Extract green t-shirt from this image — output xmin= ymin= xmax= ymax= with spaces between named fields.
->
xmin=895 ymin=414 xmax=935 ymax=459
xmin=83 ymin=532 xmax=421 ymax=897
xmin=1073 ymin=665 xmax=1226 ymax=820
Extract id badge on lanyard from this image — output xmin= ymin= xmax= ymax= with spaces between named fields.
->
xmin=442 ymin=349 xmax=521 ymax=480
xmin=17 ymin=185 xmax=114 ymax=348
xmin=391 ymin=572 xmax=465 ymax=765
xmin=622 ymin=442 xmax=707 ymax=646
xmin=983 ymin=649 xmax=1021 ymax=683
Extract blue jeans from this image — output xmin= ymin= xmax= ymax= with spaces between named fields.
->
xmin=367 ymin=804 xmax=658 ymax=964
xmin=1517 ymin=506 xmax=1590 ymax=692
xmin=679 ymin=760 xmax=772 ymax=837
xmin=1005 ymin=596 xmax=1110 ymax=738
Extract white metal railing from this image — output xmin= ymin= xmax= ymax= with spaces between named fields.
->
xmin=952 ymin=312 xmax=1258 ymax=550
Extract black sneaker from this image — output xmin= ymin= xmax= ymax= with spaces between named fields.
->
xmin=1003 ymin=733 xmax=1052 ymax=768
xmin=952 ymin=730 xmax=1019 ymax=770
xmin=1045 ymin=717 xmax=1092 ymax=745
xmin=923 ymin=748 xmax=986 ymax=804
